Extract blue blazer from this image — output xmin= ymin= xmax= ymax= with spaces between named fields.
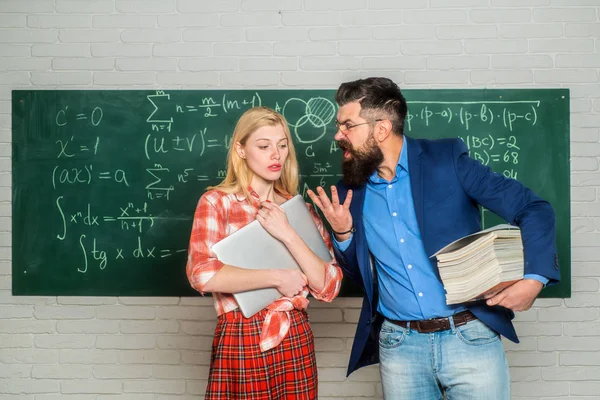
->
xmin=334 ymin=136 xmax=560 ymax=376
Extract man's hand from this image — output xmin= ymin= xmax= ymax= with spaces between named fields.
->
xmin=486 ymin=279 xmax=544 ymax=311
xmin=307 ymin=186 xmax=353 ymax=239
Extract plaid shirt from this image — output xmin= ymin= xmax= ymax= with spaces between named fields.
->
xmin=187 ymin=188 xmax=342 ymax=351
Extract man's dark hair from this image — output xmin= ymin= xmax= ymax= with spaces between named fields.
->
xmin=335 ymin=77 xmax=408 ymax=135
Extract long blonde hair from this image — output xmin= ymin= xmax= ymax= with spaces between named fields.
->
xmin=209 ymin=107 xmax=299 ymax=200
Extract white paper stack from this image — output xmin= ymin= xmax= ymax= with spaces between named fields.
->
xmin=434 ymin=224 xmax=524 ymax=305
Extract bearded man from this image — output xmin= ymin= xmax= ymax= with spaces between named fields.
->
xmin=307 ymin=77 xmax=560 ymax=400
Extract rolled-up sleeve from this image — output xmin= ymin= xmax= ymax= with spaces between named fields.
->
xmin=306 ymin=205 xmax=343 ymax=302
xmin=186 ymin=194 xmax=226 ymax=295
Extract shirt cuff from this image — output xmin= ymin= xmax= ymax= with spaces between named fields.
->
xmin=332 ymin=233 xmax=353 ymax=252
xmin=523 ymin=273 xmax=549 ymax=287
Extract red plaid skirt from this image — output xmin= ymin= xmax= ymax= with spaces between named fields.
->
xmin=205 ymin=308 xmax=317 ymax=399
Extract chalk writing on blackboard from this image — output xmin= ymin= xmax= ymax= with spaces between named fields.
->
xmin=48 ymin=92 xmax=541 ymax=274
xmin=12 ymin=89 xmax=569 ymax=298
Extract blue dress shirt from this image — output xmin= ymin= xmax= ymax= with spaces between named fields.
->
xmin=334 ymin=137 xmax=548 ymax=321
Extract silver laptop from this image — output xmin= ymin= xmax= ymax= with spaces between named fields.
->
xmin=211 ymin=195 xmax=333 ymax=318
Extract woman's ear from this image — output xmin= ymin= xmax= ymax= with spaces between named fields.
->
xmin=235 ymin=142 xmax=245 ymax=159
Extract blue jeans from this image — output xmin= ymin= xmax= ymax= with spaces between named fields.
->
xmin=379 ymin=317 xmax=510 ymax=400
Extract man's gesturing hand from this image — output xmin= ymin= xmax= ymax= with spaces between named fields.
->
xmin=307 ymin=186 xmax=353 ymax=240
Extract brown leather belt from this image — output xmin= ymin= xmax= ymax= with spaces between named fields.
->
xmin=386 ymin=310 xmax=477 ymax=333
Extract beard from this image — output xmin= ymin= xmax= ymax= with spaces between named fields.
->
xmin=338 ymin=132 xmax=384 ymax=187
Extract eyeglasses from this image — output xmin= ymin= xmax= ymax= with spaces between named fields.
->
xmin=335 ymin=119 xmax=383 ymax=135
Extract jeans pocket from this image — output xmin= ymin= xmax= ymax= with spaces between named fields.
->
xmin=456 ymin=319 xmax=500 ymax=346
xmin=379 ymin=321 xmax=407 ymax=349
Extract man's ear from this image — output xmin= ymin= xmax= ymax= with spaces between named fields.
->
xmin=376 ymin=120 xmax=393 ymax=142
xmin=235 ymin=142 xmax=245 ymax=159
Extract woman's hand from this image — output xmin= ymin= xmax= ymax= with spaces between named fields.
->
xmin=256 ymin=201 xmax=295 ymax=243
xmin=273 ymin=269 xmax=308 ymax=298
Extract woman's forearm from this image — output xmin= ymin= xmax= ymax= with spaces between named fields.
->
xmin=203 ymin=265 xmax=280 ymax=293
xmin=281 ymin=232 xmax=327 ymax=292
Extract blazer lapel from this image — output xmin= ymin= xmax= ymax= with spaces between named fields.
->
xmin=407 ymin=136 xmax=425 ymax=238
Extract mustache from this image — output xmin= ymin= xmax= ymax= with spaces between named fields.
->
xmin=337 ymin=139 xmax=351 ymax=152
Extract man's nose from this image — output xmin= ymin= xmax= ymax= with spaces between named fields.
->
xmin=334 ymin=130 xmax=345 ymax=141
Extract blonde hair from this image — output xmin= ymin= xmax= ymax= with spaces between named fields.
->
xmin=208 ymin=107 xmax=299 ymax=200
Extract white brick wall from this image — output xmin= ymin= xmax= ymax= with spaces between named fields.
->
xmin=0 ymin=1 xmax=598 ymax=398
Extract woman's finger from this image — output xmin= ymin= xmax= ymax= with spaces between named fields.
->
xmin=255 ymin=213 xmax=265 ymax=224
xmin=260 ymin=201 xmax=275 ymax=210
xmin=257 ymin=209 xmax=269 ymax=219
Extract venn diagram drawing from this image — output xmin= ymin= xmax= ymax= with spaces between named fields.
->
xmin=282 ymin=97 xmax=336 ymax=144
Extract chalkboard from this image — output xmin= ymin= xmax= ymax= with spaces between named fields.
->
xmin=12 ymin=89 xmax=570 ymax=298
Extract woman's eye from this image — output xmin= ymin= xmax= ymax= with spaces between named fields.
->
xmin=258 ymin=145 xmax=268 ymax=150
xmin=279 ymin=144 xmax=287 ymax=149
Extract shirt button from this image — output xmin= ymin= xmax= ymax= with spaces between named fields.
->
xmin=418 ymin=292 xmax=423 ymax=297
xmin=392 ymin=212 xmax=397 ymax=217
xmin=388 ymin=185 xmax=392 ymax=189
xmin=400 ymin=238 xmax=405 ymax=243
xmin=408 ymin=264 xmax=413 ymax=269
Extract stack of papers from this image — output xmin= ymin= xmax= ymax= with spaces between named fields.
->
xmin=433 ymin=224 xmax=524 ymax=305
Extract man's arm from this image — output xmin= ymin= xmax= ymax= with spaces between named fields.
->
xmin=332 ymin=233 xmax=364 ymax=287
xmin=307 ymin=184 xmax=365 ymax=288
xmin=452 ymin=139 xmax=560 ymax=310
xmin=452 ymin=138 xmax=559 ymax=283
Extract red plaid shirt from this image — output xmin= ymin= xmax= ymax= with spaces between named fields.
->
xmin=187 ymin=188 xmax=342 ymax=351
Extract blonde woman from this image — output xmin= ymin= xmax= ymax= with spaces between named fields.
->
xmin=186 ymin=107 xmax=342 ymax=399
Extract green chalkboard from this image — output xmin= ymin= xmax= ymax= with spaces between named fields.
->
xmin=12 ymin=89 xmax=570 ymax=298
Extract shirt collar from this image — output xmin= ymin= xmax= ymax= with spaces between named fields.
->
xmin=233 ymin=186 xmax=260 ymax=203
xmin=368 ymin=135 xmax=408 ymax=185
xmin=398 ymin=136 xmax=409 ymax=173
xmin=234 ymin=186 xmax=292 ymax=203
